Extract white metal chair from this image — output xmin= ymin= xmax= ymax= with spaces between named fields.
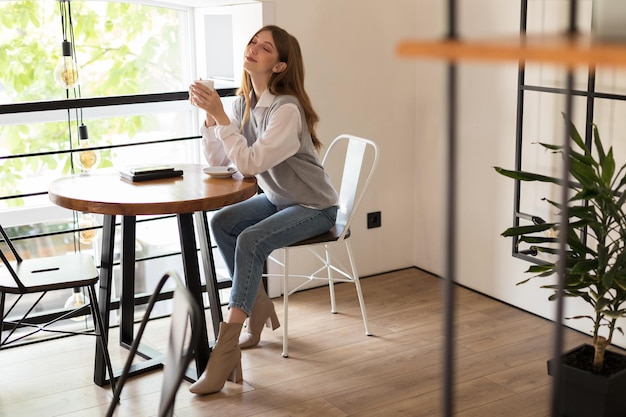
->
xmin=106 ymin=271 xmax=202 ymax=417
xmin=0 ymin=222 xmax=116 ymax=391
xmin=266 ymin=134 xmax=379 ymax=357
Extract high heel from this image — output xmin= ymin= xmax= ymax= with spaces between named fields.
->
xmin=266 ymin=310 xmax=280 ymax=330
xmin=239 ymin=283 xmax=280 ymax=349
xmin=189 ymin=322 xmax=243 ymax=395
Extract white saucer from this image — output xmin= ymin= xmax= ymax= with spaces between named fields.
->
xmin=203 ymin=166 xmax=237 ymax=178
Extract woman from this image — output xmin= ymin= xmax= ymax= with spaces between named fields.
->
xmin=187 ymin=25 xmax=338 ymax=395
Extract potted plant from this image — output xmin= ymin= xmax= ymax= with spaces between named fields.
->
xmin=494 ymin=118 xmax=626 ymax=417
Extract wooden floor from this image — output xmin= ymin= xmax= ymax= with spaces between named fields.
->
xmin=0 ymin=268 xmax=597 ymax=416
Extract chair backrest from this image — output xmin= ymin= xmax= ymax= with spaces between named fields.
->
xmin=106 ymin=271 xmax=202 ymax=417
xmin=322 ymin=134 xmax=379 ymax=237
xmin=158 ymin=274 xmax=202 ymax=416
xmin=0 ymin=223 xmax=25 ymax=290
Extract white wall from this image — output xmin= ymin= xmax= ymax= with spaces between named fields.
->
xmin=261 ymin=0 xmax=626 ymax=350
xmin=410 ymin=0 xmax=626 ymax=349
xmin=263 ymin=0 xmax=419 ymax=280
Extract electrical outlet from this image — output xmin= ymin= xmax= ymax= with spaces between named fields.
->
xmin=367 ymin=211 xmax=381 ymax=229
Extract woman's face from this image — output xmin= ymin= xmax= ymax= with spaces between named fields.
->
xmin=244 ymin=30 xmax=282 ymax=77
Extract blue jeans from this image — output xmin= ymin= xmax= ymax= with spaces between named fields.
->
xmin=211 ymin=193 xmax=338 ymax=316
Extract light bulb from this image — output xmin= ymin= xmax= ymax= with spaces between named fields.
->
xmin=78 ymin=212 xmax=98 ymax=244
xmin=54 ymin=41 xmax=80 ymax=89
xmin=64 ymin=290 xmax=88 ymax=322
xmin=73 ymin=124 xmax=100 ymax=172
xmin=76 ymin=144 xmax=99 ymax=171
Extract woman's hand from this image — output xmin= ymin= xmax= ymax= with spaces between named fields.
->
xmin=189 ymin=81 xmax=230 ymax=126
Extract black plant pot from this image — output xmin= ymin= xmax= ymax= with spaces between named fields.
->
xmin=547 ymin=344 xmax=626 ymax=417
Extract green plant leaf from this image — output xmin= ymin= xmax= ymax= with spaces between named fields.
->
xmin=497 ymin=117 xmax=626 ymax=359
xmin=494 ymin=167 xmax=560 ymax=185
xmin=501 ymin=223 xmax=556 ymax=237
xmin=603 ymin=311 xmax=625 ymax=319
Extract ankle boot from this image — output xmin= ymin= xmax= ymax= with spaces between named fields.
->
xmin=239 ymin=283 xmax=280 ymax=349
xmin=189 ymin=322 xmax=243 ymax=395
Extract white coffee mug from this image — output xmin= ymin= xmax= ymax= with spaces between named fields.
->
xmin=196 ymin=79 xmax=215 ymax=91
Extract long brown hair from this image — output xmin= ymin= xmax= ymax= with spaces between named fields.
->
xmin=237 ymin=25 xmax=322 ymax=151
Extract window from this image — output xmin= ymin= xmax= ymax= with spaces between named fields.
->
xmin=0 ymin=0 xmax=265 ymax=344
xmin=1 ymin=1 xmax=196 ymax=206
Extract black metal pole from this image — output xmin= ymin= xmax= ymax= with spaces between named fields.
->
xmin=512 ymin=0 xmax=529 ymax=256
xmin=443 ymin=1 xmax=458 ymax=416
xmin=568 ymin=0 xmax=579 ymax=36
xmin=551 ymin=2 xmax=579 ymax=415
xmin=551 ymin=71 xmax=574 ymax=417
xmin=443 ymin=63 xmax=458 ymax=417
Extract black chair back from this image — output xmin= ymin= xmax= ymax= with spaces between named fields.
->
xmin=0 ymin=224 xmax=25 ymax=290
xmin=106 ymin=271 xmax=202 ymax=417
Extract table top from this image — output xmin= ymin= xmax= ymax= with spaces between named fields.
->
xmin=48 ymin=164 xmax=258 ymax=216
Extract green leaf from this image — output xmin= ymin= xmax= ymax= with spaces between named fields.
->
xmin=501 ymin=223 xmax=556 ymax=237
xmin=602 ymin=148 xmax=617 ymax=186
xmin=528 ymin=264 xmax=555 ymax=274
xmin=596 ymin=297 xmax=611 ymax=311
xmin=499 ymin=116 xmax=626 ymax=342
xmin=593 ymin=124 xmax=607 ymax=162
xmin=603 ymin=311 xmax=625 ymax=319
xmin=494 ymin=167 xmax=560 ymax=184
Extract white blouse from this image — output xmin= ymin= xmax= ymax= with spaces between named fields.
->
xmin=201 ymin=90 xmax=303 ymax=177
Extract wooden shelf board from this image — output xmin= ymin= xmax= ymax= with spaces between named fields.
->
xmin=397 ymin=34 xmax=626 ymax=68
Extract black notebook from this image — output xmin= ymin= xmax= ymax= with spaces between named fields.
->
xmin=119 ymin=166 xmax=183 ymax=182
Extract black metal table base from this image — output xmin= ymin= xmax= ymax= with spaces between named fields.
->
xmin=93 ymin=212 xmax=223 ymax=386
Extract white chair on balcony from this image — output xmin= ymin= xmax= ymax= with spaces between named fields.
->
xmin=265 ymin=134 xmax=379 ymax=357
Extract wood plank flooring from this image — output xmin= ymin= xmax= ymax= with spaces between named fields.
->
xmin=0 ymin=268 xmax=599 ymax=416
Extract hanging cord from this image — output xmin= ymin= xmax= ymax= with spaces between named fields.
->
xmin=58 ymin=0 xmax=90 ymax=254
xmin=59 ymin=1 xmax=71 ymax=101
xmin=67 ymin=0 xmax=83 ymax=105
xmin=58 ymin=0 xmax=88 ymax=176
xmin=66 ymin=0 xmax=86 ymax=144
xmin=59 ymin=0 xmax=67 ymax=42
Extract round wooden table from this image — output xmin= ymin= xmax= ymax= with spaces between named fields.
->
xmin=48 ymin=163 xmax=257 ymax=215
xmin=49 ymin=163 xmax=257 ymax=385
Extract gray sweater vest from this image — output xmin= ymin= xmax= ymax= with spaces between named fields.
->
xmin=234 ymin=95 xmax=338 ymax=210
